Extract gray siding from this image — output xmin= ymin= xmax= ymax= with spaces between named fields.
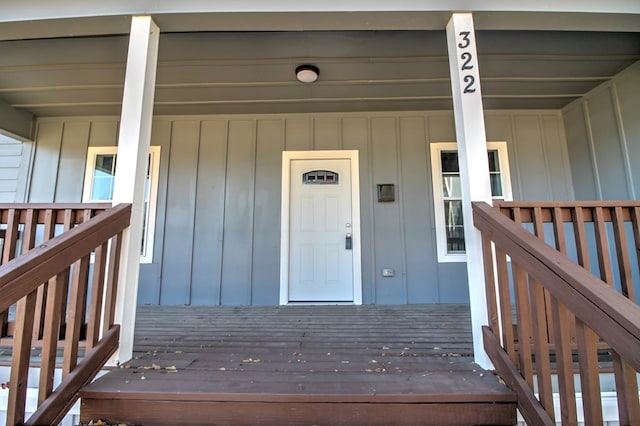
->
xmin=0 ymin=135 xmax=25 ymax=202
xmin=26 ymin=110 xmax=572 ymax=306
xmin=563 ymin=61 xmax=640 ymax=200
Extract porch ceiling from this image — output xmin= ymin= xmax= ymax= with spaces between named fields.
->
xmin=0 ymin=28 xmax=639 ymax=120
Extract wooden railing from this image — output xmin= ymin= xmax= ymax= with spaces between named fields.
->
xmin=474 ymin=201 xmax=640 ymax=425
xmin=0 ymin=203 xmax=131 ymax=425
xmin=1 ymin=204 xmax=111 ymax=341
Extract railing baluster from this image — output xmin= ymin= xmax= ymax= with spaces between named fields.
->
xmin=63 ymin=253 xmax=91 ymax=377
xmin=58 ymin=209 xmax=76 ymax=335
xmin=593 ymin=206 xmax=614 ymax=284
xmin=550 ymin=297 xmax=578 ymax=424
xmin=612 ymin=206 xmax=636 ymax=302
xmin=631 ymin=206 xmax=640 ymax=277
xmin=33 ymin=209 xmax=57 ymax=341
xmin=528 ymin=275 xmax=555 ymax=419
xmin=1 ymin=208 xmax=20 ymax=337
xmin=481 ymin=233 xmax=499 ymax=338
xmin=552 ymin=206 xmax=578 ymax=344
xmin=86 ymin=241 xmax=109 ymax=350
xmin=511 ymin=208 xmax=534 ymax=387
xmin=532 ymin=207 xmax=556 ymax=346
xmin=512 ymin=263 xmax=534 ymax=387
xmin=571 ymin=206 xmax=591 ymax=270
xmin=575 ymin=318 xmax=603 ymax=426
xmin=103 ymin=231 xmax=123 ymax=333
xmin=527 ymin=209 xmax=555 ymax=419
xmin=496 ymin=246 xmax=515 ymax=363
xmin=38 ymin=270 xmax=67 ymax=405
xmin=6 ymin=291 xmax=37 ymax=426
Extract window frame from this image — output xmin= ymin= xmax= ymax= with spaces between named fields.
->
xmin=82 ymin=146 xmax=161 ymax=263
xmin=430 ymin=141 xmax=512 ymax=263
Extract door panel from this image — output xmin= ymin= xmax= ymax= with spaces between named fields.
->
xmin=289 ymin=158 xmax=353 ymax=301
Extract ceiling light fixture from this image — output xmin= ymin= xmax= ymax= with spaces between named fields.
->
xmin=295 ymin=65 xmax=319 ymax=83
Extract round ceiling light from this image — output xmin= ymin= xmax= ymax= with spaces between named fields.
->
xmin=295 ymin=65 xmax=320 ymax=83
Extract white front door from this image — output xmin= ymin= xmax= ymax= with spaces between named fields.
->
xmin=281 ymin=151 xmax=362 ymax=304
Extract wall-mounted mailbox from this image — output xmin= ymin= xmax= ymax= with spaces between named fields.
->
xmin=377 ymin=184 xmax=395 ymax=202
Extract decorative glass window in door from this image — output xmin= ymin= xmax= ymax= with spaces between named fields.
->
xmin=303 ymin=170 xmax=339 ymax=185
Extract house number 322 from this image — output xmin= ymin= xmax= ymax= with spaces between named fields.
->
xmin=457 ymin=31 xmax=476 ymax=94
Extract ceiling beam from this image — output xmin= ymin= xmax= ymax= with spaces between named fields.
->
xmin=0 ymin=11 xmax=639 ymax=41
xmin=2 ymin=0 xmax=640 ymax=20
xmin=0 ymin=98 xmax=34 ymax=141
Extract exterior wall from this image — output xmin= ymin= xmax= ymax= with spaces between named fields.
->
xmin=23 ymin=110 xmax=571 ymax=306
xmin=563 ymin=60 xmax=640 ymax=201
xmin=0 ymin=134 xmax=31 ymax=202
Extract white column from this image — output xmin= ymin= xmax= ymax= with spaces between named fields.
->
xmin=111 ymin=16 xmax=159 ymax=362
xmin=446 ymin=13 xmax=493 ymax=369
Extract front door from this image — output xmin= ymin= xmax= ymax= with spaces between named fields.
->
xmin=281 ymin=151 xmax=362 ymax=304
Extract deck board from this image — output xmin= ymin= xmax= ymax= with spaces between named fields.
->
xmin=80 ymin=304 xmax=516 ymax=425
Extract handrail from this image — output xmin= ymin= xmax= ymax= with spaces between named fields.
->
xmin=0 ymin=203 xmax=131 ymax=425
xmin=473 ymin=201 xmax=640 ymax=425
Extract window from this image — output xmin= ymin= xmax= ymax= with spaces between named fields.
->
xmin=82 ymin=146 xmax=161 ymax=263
xmin=430 ymin=142 xmax=512 ymax=262
xmin=303 ymin=170 xmax=339 ymax=185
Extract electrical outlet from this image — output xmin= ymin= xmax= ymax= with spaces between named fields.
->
xmin=381 ymin=268 xmax=394 ymax=277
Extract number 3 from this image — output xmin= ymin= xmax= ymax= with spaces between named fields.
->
xmin=458 ymin=31 xmax=471 ymax=49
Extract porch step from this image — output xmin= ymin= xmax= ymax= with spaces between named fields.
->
xmin=80 ymin=305 xmax=516 ymax=425
xmin=79 ymin=366 xmax=516 ymax=425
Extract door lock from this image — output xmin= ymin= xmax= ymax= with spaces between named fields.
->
xmin=345 ymin=233 xmax=352 ymax=250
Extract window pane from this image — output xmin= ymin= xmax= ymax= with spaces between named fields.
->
xmin=444 ymin=200 xmax=465 ymax=252
xmin=490 ymin=173 xmax=503 ymax=197
xmin=442 ymin=174 xmax=462 ymax=198
xmin=95 ymin=154 xmax=115 ymax=174
xmin=488 ymin=150 xmax=500 ymax=172
xmin=91 ymin=154 xmax=116 ymax=200
xmin=440 ymin=152 xmax=459 ymax=173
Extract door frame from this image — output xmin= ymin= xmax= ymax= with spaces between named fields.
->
xmin=280 ymin=150 xmax=362 ymax=305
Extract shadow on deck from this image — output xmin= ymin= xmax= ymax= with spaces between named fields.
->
xmin=80 ymin=304 xmax=516 ymax=425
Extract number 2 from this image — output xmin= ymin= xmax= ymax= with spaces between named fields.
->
xmin=461 ymin=52 xmax=473 ymax=70
xmin=463 ymin=75 xmax=476 ymax=93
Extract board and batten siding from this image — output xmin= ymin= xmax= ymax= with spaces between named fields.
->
xmin=563 ymin=60 xmax=640 ymax=201
xmin=22 ymin=110 xmax=571 ymax=306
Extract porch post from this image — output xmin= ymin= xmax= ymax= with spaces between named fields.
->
xmin=111 ymin=16 xmax=159 ymax=362
xmin=446 ymin=13 xmax=493 ymax=369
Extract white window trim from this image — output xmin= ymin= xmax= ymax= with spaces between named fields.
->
xmin=430 ymin=141 xmax=512 ymax=263
xmin=82 ymin=146 xmax=161 ymax=263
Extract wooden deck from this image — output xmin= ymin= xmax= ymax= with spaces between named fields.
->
xmin=80 ymin=304 xmax=516 ymax=425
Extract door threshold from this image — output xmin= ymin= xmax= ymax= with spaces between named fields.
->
xmin=284 ymin=301 xmax=356 ymax=306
